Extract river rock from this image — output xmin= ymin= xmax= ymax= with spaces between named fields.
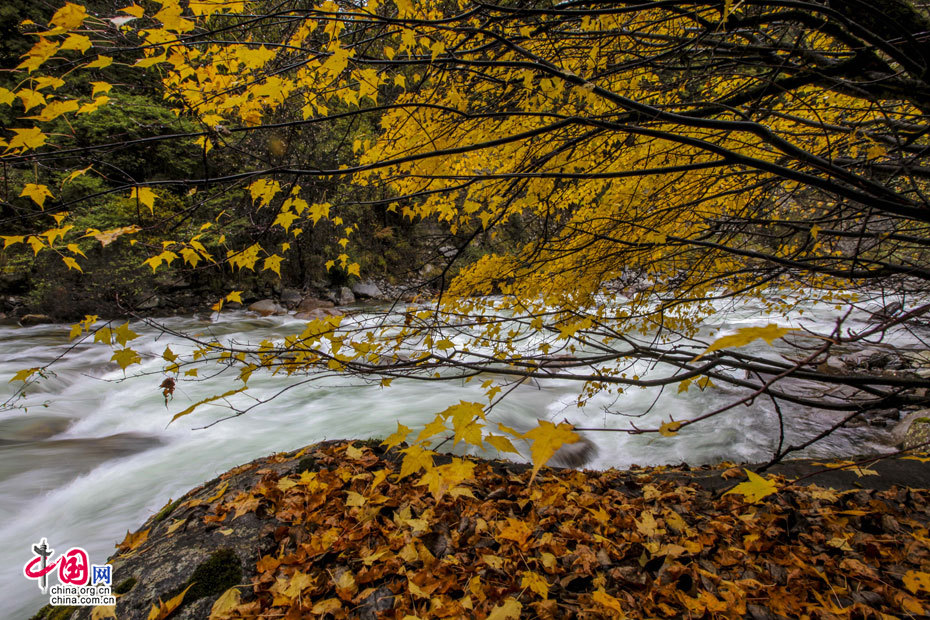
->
xmin=18 ymin=314 xmax=53 ymax=326
xmin=294 ymin=308 xmax=342 ymax=320
xmin=280 ymin=288 xmax=302 ymax=308
xmin=137 ymin=295 xmax=160 ymax=310
xmin=329 ymin=286 xmax=355 ymax=306
xmin=892 ymin=410 xmax=930 ymax=449
xmin=351 ymin=281 xmax=383 ymax=299
xmin=247 ymin=299 xmax=285 ymax=316
xmin=296 ymin=296 xmax=334 ymax=312
xmin=817 ymin=356 xmax=846 ymax=375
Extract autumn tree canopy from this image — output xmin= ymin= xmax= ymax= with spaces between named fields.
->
xmin=3 ymin=0 xmax=930 ymax=470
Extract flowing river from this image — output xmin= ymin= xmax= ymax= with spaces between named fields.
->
xmin=0 ymin=298 xmax=920 ymax=617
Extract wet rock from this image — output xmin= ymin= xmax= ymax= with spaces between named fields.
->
xmin=280 ymin=288 xmax=302 ymax=308
xmin=136 ymin=296 xmax=160 ymax=310
xmin=19 ymin=314 xmax=53 ymax=326
xmin=351 ymin=281 xmax=383 ymax=299
xmin=296 ymin=296 xmax=334 ymax=313
xmin=330 ymin=286 xmax=355 ymax=306
xmin=294 ymin=308 xmax=342 ymax=320
xmin=247 ymin=299 xmax=285 ymax=316
xmin=817 ymin=356 xmax=846 ymax=375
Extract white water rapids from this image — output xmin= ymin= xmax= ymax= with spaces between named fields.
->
xmin=0 ymin=298 xmax=920 ymax=617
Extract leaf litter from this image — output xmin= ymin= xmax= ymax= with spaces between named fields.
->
xmin=104 ymin=441 xmax=930 ymax=619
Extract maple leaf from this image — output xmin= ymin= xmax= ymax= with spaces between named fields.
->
xmin=592 ymin=588 xmax=626 ymax=616
xmin=120 ymin=4 xmax=145 ymax=18
xmin=170 ymin=387 xmax=247 ymax=424
xmin=111 ymin=348 xmax=141 ymax=371
xmin=91 ymin=605 xmax=117 ymax=620
xmin=523 ymin=420 xmax=580 ymax=482
xmin=131 ymin=186 xmax=157 ymax=214
xmin=521 ymin=571 xmax=549 ymax=599
xmin=85 ymin=55 xmax=113 ymax=69
xmin=904 ymin=570 xmax=930 ymax=594
xmin=117 ymin=528 xmax=149 ymax=552
xmin=10 ymin=367 xmax=40 ymax=382
xmin=382 ymin=422 xmax=411 ymax=450
xmin=724 ymin=469 xmax=779 ymax=503
xmin=208 ymin=587 xmax=241 ymax=619
xmin=62 ymin=256 xmax=83 ymax=272
xmin=114 ymin=322 xmax=140 ymax=346
xmin=659 ymin=420 xmax=682 ymax=436
xmin=486 ymin=598 xmax=522 ymax=620
xmin=50 ymin=3 xmax=88 ymax=30
xmin=693 ymin=324 xmax=798 ymax=361
xmin=147 ymin=583 xmax=193 ymax=620
xmin=6 ymin=127 xmax=47 ymax=153
xmin=398 ymin=444 xmax=434 ymax=479
xmin=19 ymin=183 xmax=54 ymax=209
xmin=262 ymin=254 xmax=283 ymax=277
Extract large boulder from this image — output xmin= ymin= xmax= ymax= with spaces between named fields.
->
xmin=294 ymin=308 xmax=342 ymax=320
xmin=247 ymin=299 xmax=285 ymax=316
xmin=351 ymin=281 xmax=383 ymax=300
xmin=280 ymin=288 xmax=302 ymax=308
xmin=296 ymin=296 xmax=334 ymax=313
xmin=328 ymin=286 xmax=355 ymax=306
xmin=19 ymin=314 xmax=53 ymax=326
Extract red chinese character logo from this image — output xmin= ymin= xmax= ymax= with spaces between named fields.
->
xmin=58 ymin=548 xmax=89 ymax=585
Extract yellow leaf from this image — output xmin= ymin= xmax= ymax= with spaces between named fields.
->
xmin=904 ymin=570 xmax=930 ymax=594
xmin=262 ymin=254 xmax=283 ymax=277
xmin=209 ymin=587 xmax=241 ymax=619
xmin=398 ymin=444 xmax=434 ymax=479
xmin=50 ymin=3 xmax=87 ymax=30
xmin=114 ymin=322 xmax=140 ymax=346
xmin=117 ymin=528 xmax=149 ymax=552
xmin=521 ymin=571 xmax=549 ymax=599
xmin=26 ymin=99 xmax=80 ymax=122
xmin=119 ymin=4 xmax=145 ymax=18
xmin=659 ymin=420 xmax=682 ymax=437
xmin=724 ymin=469 xmax=779 ymax=503
xmin=85 ymin=55 xmax=113 ymax=69
xmin=6 ymin=127 xmax=47 ymax=153
xmin=694 ymin=324 xmax=797 ymax=361
xmin=381 ymin=422 xmax=411 ymax=450
xmin=131 ymin=186 xmax=157 ymax=214
xmin=148 ymin=582 xmax=194 ymax=620
xmin=2 ymin=235 xmax=25 ymax=248
xmin=91 ymin=605 xmax=117 ymax=620
xmin=311 ymin=598 xmax=342 ymax=615
xmin=523 ymin=420 xmax=580 ymax=482
xmin=62 ymin=256 xmax=83 ymax=272
xmin=592 ymin=588 xmax=626 ymax=616
xmin=60 ymin=34 xmax=92 ymax=53
xmin=485 ymin=433 xmax=519 ymax=454
xmin=225 ymin=291 xmax=243 ymax=304
xmin=170 ymin=387 xmax=247 ymax=424
xmin=111 ymin=348 xmax=141 ymax=371
xmin=486 ymin=598 xmax=522 ymax=620
xmin=10 ymin=367 xmax=40 ymax=382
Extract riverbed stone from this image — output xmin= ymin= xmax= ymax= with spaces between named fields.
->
xmin=351 ymin=281 xmax=383 ymax=299
xmin=248 ymin=299 xmax=285 ymax=316
xmin=296 ymin=296 xmax=334 ymax=312
xmin=280 ymin=288 xmax=302 ymax=308
xmin=294 ymin=308 xmax=342 ymax=320
xmin=330 ymin=286 xmax=355 ymax=306
xmin=19 ymin=314 xmax=53 ymax=326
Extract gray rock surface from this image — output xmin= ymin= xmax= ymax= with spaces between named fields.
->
xmin=247 ymin=299 xmax=285 ymax=316
xmin=351 ymin=281 xmax=383 ymax=299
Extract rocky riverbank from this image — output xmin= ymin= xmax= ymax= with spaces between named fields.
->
xmin=32 ymin=440 xmax=930 ymax=620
